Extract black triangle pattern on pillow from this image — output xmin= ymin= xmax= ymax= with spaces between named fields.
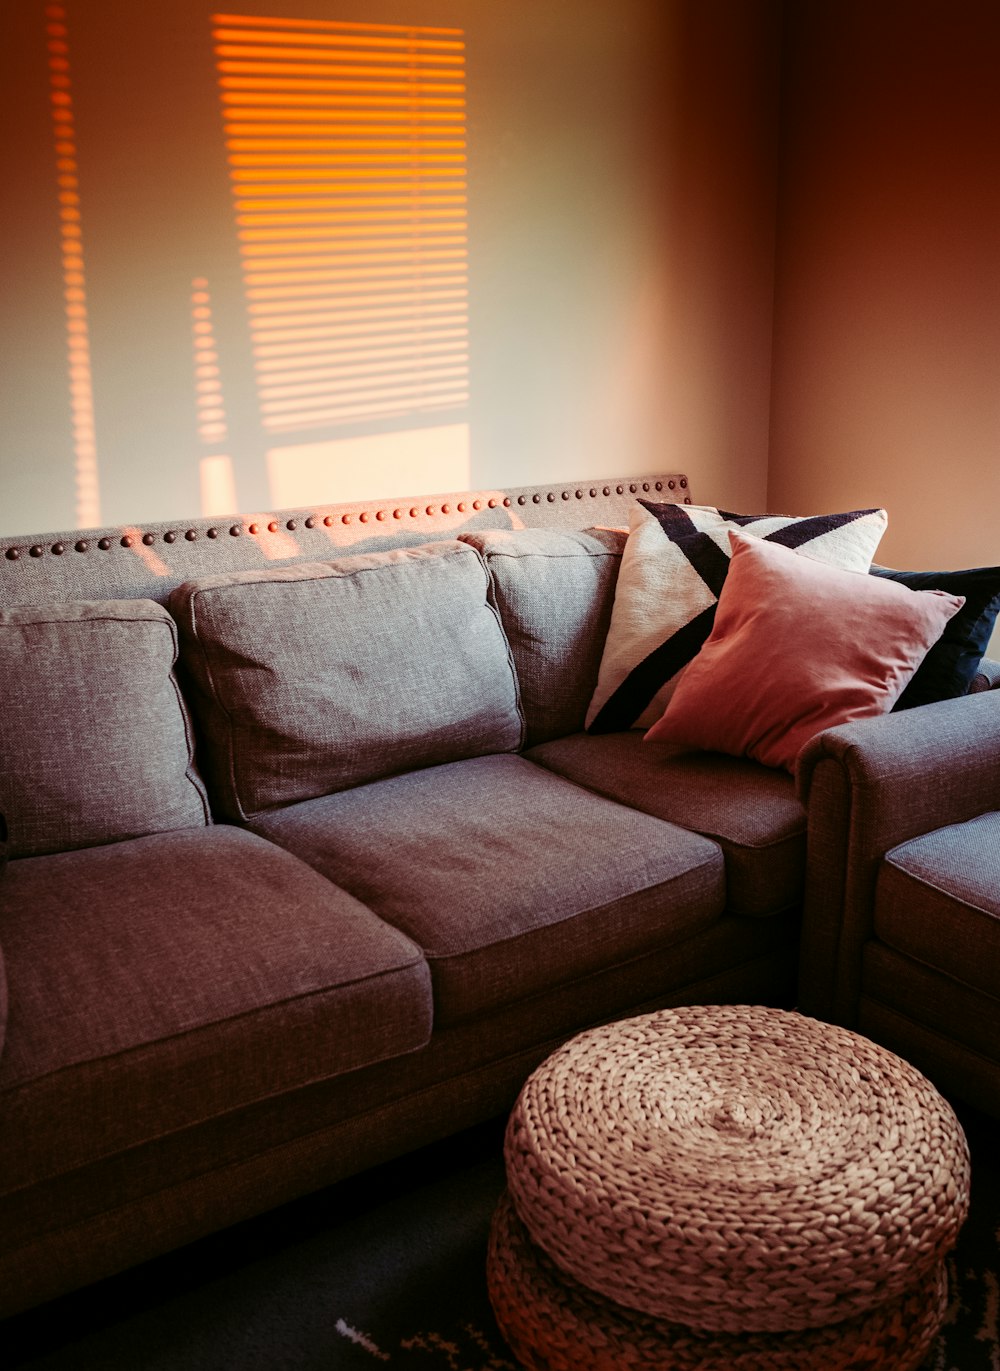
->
xmin=587 ymin=502 xmax=887 ymax=735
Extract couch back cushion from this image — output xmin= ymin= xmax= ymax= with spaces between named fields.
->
xmin=459 ymin=528 xmax=625 ymax=746
xmin=169 ymin=540 xmax=524 ymax=819
xmin=0 ymin=601 xmax=210 ymax=859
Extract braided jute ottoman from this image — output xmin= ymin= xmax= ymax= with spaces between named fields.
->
xmin=488 ymin=1004 xmax=970 ymax=1370
xmin=488 ymin=1192 xmax=948 ymax=1371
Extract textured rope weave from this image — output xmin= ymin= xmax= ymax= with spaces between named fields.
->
xmin=488 ymin=1191 xmax=948 ymax=1371
xmin=505 ymin=1005 xmax=969 ymax=1334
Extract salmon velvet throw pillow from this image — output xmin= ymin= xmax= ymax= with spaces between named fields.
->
xmin=644 ymin=532 xmax=965 ymax=771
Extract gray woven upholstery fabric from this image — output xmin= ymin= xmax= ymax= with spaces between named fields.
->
xmin=169 ymin=540 xmax=523 ymax=819
xmin=0 ymin=827 xmax=431 ymax=1192
xmin=875 ymin=812 xmax=1000 ymax=1000
xmin=859 ymin=962 xmax=1000 ymax=1119
xmin=459 ymin=527 xmax=625 ymax=745
xmin=796 ymin=690 xmax=1000 ymax=1021
xmin=970 ymin=655 xmax=1000 ymax=690
xmin=526 ymin=731 xmax=805 ymax=916
xmin=0 ymin=910 xmax=796 ymax=1317
xmin=0 ymin=940 xmax=6 ymax=1066
xmin=0 ymin=601 xmax=209 ymax=859
xmin=248 ymin=753 xmax=725 ymax=1027
xmin=862 ymin=943 xmax=1000 ymax=1067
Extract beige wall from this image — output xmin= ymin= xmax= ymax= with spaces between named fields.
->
xmin=769 ymin=0 xmax=1000 ymax=578
xmin=0 ymin=0 xmax=780 ymax=537
xmin=630 ymin=0 xmax=781 ymax=513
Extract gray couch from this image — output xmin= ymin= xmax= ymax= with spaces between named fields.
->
xmin=0 ymin=471 xmax=993 ymax=1318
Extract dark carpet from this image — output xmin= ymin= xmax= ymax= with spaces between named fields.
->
xmin=3 ymin=1102 xmax=998 ymax=1370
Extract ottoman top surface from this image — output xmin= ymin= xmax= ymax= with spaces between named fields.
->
xmin=504 ymin=1003 xmax=970 ymax=1335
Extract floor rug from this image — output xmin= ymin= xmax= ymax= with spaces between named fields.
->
xmin=4 ymin=1105 xmax=998 ymax=1370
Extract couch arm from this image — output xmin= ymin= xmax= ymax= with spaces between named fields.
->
xmin=0 ymin=814 xmax=6 ymax=1063
xmin=971 ymin=655 xmax=1000 ymax=691
xmin=796 ymin=688 xmax=1000 ymax=1026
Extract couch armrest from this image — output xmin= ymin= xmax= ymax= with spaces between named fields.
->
xmin=971 ymin=655 xmax=1000 ymax=691
xmin=0 ymin=814 xmax=6 ymax=1063
xmin=796 ymin=689 xmax=1000 ymax=1025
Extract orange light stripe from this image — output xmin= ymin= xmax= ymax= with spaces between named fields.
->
xmin=260 ymin=363 xmax=469 ymax=403
xmin=47 ymin=5 xmax=100 ymax=527
xmin=236 ymin=209 xmax=468 ymax=228
xmin=255 ymin=359 xmax=466 ymax=392
xmin=221 ymin=90 xmax=465 ymax=109
xmin=239 ymin=212 xmax=467 ymax=238
xmin=243 ymin=242 xmax=467 ymax=268
xmin=238 ymin=218 xmax=467 ymax=235
xmin=218 ymin=50 xmax=463 ymax=70
xmin=226 ymin=137 xmax=466 ymax=152
xmin=220 ymin=75 xmax=464 ymax=95
xmin=230 ymin=168 xmax=467 ymax=187
xmin=213 ymin=14 xmax=463 ymax=37
xmin=238 ymin=238 xmax=469 ymax=259
xmin=239 ymin=224 xmax=466 ymax=245
xmin=254 ymin=339 xmax=466 ymax=367
xmin=224 ymin=107 xmax=466 ymax=124
xmin=242 ymin=253 xmax=466 ymax=274
xmin=230 ymin=175 xmax=465 ymax=192
xmin=249 ymin=307 xmax=467 ymax=333
xmin=245 ymin=262 xmax=467 ymax=290
xmin=257 ymin=351 xmax=469 ymax=386
xmin=249 ymin=303 xmax=468 ymax=335
xmin=255 ymin=339 xmax=467 ymax=374
xmin=261 ymin=375 xmax=469 ymax=413
xmin=239 ymin=240 xmax=469 ymax=264
xmin=252 ymin=324 xmax=468 ymax=355
xmin=213 ymin=27 xmax=463 ymax=51
xmin=251 ymin=312 xmax=467 ymax=336
xmin=190 ymin=277 xmax=229 ymax=444
xmin=229 ymin=156 xmax=463 ymax=172
xmin=248 ymin=284 xmax=468 ymax=313
xmin=247 ymin=269 xmax=467 ymax=300
xmin=238 ymin=191 xmax=467 ymax=208
xmin=233 ymin=185 xmax=466 ymax=200
xmin=218 ymin=61 xmax=462 ymax=82
xmin=237 ymin=206 xmax=469 ymax=220
xmin=244 ymin=254 xmax=467 ymax=284
xmin=239 ymin=226 xmax=468 ymax=247
xmin=228 ymin=119 xmax=466 ymax=137
xmin=240 ymin=235 xmax=466 ymax=253
xmin=261 ymin=391 xmax=468 ymax=431
xmin=228 ymin=150 xmax=465 ymax=166
xmin=238 ymin=200 xmax=466 ymax=226
xmin=236 ymin=188 xmax=467 ymax=208
xmin=249 ymin=297 xmax=469 ymax=321
xmin=245 ymin=253 xmax=471 ymax=276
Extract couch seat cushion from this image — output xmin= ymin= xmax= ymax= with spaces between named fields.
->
xmin=169 ymin=540 xmax=523 ymax=820
xmin=525 ymin=732 xmax=805 ymax=917
xmin=875 ymin=812 xmax=1000 ymax=999
xmin=0 ymin=827 xmax=431 ymax=1192
xmin=248 ymin=754 xmax=725 ymax=1028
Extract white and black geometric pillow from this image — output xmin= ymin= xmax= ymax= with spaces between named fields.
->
xmin=585 ymin=500 xmax=888 ymax=734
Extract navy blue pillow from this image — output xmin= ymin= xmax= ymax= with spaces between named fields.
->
xmin=871 ymin=566 xmax=1000 ymax=708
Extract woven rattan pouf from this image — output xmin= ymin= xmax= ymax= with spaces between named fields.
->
xmin=488 ymin=1004 xmax=970 ymax=1371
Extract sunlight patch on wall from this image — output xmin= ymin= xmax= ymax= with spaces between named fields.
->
xmin=212 ymin=13 xmax=470 ymax=436
xmin=266 ymin=421 xmax=470 ymax=507
xmin=189 ymin=276 xmax=240 ymax=515
xmin=200 ymin=455 xmax=239 ymax=515
xmin=190 ymin=276 xmax=230 ymax=447
xmin=46 ymin=4 xmax=100 ymax=527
